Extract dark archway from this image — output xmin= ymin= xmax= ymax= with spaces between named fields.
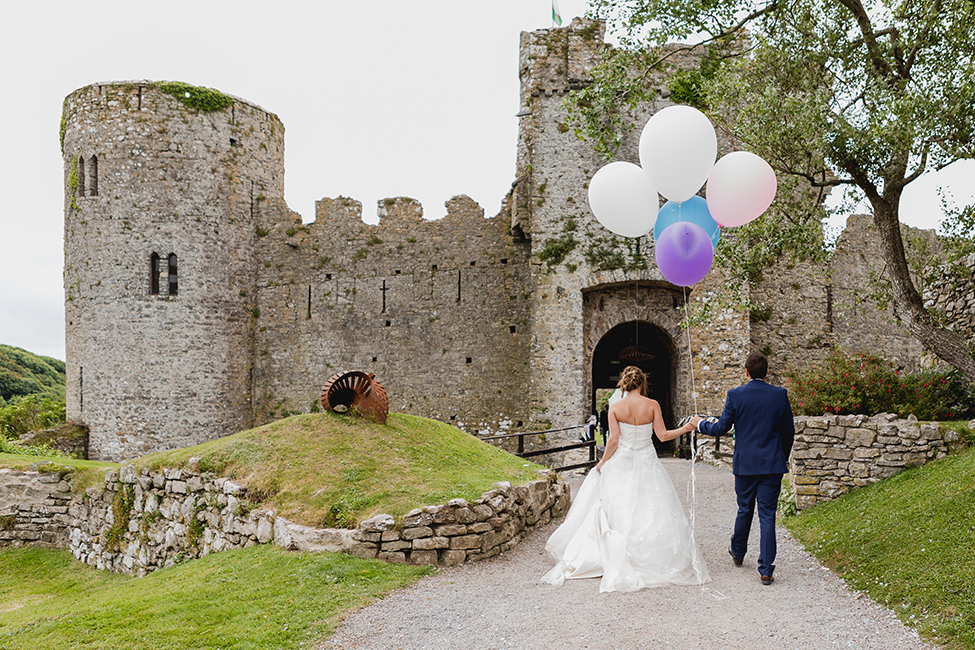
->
xmin=591 ymin=321 xmax=677 ymax=452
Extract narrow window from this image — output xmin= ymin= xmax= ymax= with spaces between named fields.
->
xmin=381 ymin=279 xmax=387 ymax=313
xmin=149 ymin=253 xmax=160 ymax=295
xmin=77 ymin=156 xmax=86 ymax=197
xmin=168 ymin=254 xmax=178 ymax=296
xmin=79 ymin=366 xmax=84 ymax=412
xmin=509 ymin=326 xmax=516 ymax=334
xmin=88 ymin=155 xmax=98 ymax=196
xmin=456 ymin=271 xmax=462 ymax=303
xmin=307 ymin=285 xmax=312 ymax=319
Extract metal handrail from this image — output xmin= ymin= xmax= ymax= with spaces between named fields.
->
xmin=482 ymin=425 xmax=597 ymax=472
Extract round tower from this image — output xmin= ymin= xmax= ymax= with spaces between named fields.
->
xmin=62 ymin=80 xmax=285 ymax=460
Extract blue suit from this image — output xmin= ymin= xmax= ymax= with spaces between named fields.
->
xmin=698 ymin=378 xmax=794 ymax=577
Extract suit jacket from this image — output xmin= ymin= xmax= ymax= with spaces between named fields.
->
xmin=698 ymin=379 xmax=795 ymax=476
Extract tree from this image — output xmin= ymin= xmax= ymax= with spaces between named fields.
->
xmin=568 ymin=0 xmax=975 ymax=380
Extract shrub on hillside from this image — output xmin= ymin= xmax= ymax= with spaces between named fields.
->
xmin=787 ymin=351 xmax=975 ymax=420
xmin=0 ymin=395 xmax=67 ymax=440
xmin=0 ymin=344 xmax=66 ymax=401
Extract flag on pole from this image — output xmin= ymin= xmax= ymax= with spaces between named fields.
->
xmin=552 ymin=0 xmax=563 ymax=27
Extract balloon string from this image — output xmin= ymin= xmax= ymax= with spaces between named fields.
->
xmin=681 ymin=285 xmax=709 ymax=590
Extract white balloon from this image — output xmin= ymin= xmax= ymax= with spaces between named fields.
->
xmin=639 ymin=105 xmax=717 ymax=204
xmin=587 ymin=161 xmax=659 ymax=238
xmin=705 ymin=151 xmax=777 ymax=227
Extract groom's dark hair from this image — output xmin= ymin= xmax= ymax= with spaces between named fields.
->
xmin=745 ymin=351 xmax=769 ymax=379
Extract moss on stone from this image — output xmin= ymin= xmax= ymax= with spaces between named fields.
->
xmin=159 ymin=81 xmax=233 ymax=113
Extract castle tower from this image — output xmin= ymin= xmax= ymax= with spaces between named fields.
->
xmin=62 ymin=81 xmax=285 ymax=460
xmin=514 ymin=20 xmax=750 ymax=432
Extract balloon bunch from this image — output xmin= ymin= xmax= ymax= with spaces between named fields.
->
xmin=587 ymin=106 xmax=777 ymax=286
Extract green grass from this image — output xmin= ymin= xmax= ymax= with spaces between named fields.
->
xmin=0 ymin=544 xmax=432 ymax=650
xmin=785 ymin=445 xmax=975 ymax=649
xmin=132 ymin=411 xmax=544 ymax=528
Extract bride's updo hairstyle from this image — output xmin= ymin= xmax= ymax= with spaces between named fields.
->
xmin=617 ymin=366 xmax=648 ymax=396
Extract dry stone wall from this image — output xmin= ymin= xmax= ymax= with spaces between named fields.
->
xmin=0 ymin=463 xmax=569 ymax=576
xmin=0 ymin=466 xmax=73 ymax=548
xmin=790 ymin=414 xmax=963 ymax=510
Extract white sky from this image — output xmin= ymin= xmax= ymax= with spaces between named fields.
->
xmin=1 ymin=1 xmax=971 ymax=362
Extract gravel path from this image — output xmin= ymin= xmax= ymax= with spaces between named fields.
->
xmin=318 ymin=460 xmax=938 ymax=650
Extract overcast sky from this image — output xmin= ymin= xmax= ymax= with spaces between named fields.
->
xmin=1 ymin=1 xmax=971 ymax=362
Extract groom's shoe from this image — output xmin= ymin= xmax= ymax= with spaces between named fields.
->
xmin=761 ymin=575 xmax=774 ymax=586
xmin=728 ymin=545 xmax=743 ymax=567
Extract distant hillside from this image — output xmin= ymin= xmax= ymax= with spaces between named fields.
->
xmin=0 ymin=345 xmax=66 ymax=402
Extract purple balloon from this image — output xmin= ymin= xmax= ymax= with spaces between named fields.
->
xmin=655 ymin=222 xmax=714 ymax=287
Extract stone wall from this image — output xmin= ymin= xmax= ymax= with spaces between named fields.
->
xmin=250 ymin=194 xmax=532 ymax=435
xmin=0 ymin=466 xmax=73 ymax=548
xmin=790 ymin=414 xmax=964 ymax=510
xmin=924 ymin=252 xmax=975 ymax=344
xmin=0 ymin=462 xmax=569 ymax=576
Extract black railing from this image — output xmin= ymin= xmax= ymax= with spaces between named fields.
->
xmin=482 ymin=425 xmax=597 ymax=473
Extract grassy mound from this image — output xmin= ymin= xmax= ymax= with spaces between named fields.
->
xmin=134 ymin=412 xmax=545 ymax=528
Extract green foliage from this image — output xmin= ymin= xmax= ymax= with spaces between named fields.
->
xmin=538 ymin=234 xmax=578 ymax=268
xmin=0 ymin=544 xmax=431 ymax=650
xmin=58 ymin=100 xmax=67 ymax=154
xmin=0 ymin=345 xmax=66 ymax=402
xmin=576 ymin=0 xmax=975 ymax=379
xmin=0 ymin=395 xmax=66 ymax=440
xmin=785 ymin=448 xmax=975 ymax=648
xmin=788 ymin=351 xmax=975 ymax=419
xmin=102 ymin=485 xmax=135 ymax=552
xmin=158 ymin=81 xmax=233 ymax=113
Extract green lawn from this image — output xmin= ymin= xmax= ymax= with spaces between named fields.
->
xmin=785 ymin=445 xmax=975 ymax=649
xmin=0 ymin=544 xmax=431 ymax=649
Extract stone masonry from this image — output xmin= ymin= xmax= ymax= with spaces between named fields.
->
xmin=61 ymin=21 xmax=971 ymax=462
xmin=0 ymin=462 xmax=569 ymax=576
xmin=790 ymin=414 xmax=965 ymax=510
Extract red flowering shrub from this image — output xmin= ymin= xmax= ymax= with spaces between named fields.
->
xmin=786 ymin=351 xmax=975 ymax=420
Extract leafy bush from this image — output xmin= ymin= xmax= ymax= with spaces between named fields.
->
xmin=787 ymin=351 xmax=975 ymax=420
xmin=0 ymin=395 xmax=66 ymax=440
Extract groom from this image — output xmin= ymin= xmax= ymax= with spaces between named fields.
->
xmin=690 ymin=351 xmax=795 ymax=585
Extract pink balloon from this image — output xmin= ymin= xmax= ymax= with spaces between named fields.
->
xmin=706 ymin=152 xmax=777 ymax=227
xmin=655 ymin=222 xmax=714 ymax=287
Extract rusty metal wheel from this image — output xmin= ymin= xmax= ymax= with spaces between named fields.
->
xmin=320 ymin=371 xmax=389 ymax=424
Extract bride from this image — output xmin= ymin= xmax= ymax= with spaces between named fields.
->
xmin=542 ymin=366 xmax=710 ymax=592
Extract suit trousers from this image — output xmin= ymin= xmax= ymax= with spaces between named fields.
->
xmin=731 ymin=473 xmax=782 ymax=577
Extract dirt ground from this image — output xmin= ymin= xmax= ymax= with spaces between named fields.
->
xmin=318 ymin=459 xmax=938 ymax=650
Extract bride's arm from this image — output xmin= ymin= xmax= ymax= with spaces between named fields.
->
xmin=596 ymin=408 xmax=621 ymax=472
xmin=652 ymin=402 xmax=696 ymax=442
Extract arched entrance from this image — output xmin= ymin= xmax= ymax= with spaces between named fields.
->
xmin=581 ymin=281 xmax=690 ymax=454
xmin=591 ymin=321 xmax=678 ymax=452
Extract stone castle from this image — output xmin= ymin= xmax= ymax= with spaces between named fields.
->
xmin=62 ymin=20 xmax=967 ymax=461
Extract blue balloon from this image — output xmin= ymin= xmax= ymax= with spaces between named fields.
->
xmin=653 ymin=195 xmax=720 ymax=249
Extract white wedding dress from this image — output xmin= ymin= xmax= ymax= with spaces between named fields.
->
xmin=542 ymin=422 xmax=710 ymax=592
